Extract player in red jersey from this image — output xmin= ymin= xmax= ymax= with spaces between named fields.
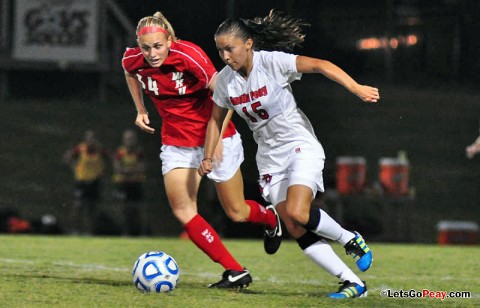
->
xmin=122 ymin=11 xmax=282 ymax=289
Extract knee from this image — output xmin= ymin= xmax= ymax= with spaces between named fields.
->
xmin=285 ymin=203 xmax=309 ymax=226
xmin=170 ymin=203 xmax=197 ymax=225
xmin=223 ymin=203 xmax=249 ymax=223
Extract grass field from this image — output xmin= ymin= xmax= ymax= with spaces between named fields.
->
xmin=0 ymin=235 xmax=478 ymax=307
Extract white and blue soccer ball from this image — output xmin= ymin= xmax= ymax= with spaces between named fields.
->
xmin=132 ymin=251 xmax=180 ymax=293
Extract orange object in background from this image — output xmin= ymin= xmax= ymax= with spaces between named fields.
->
xmin=336 ymin=156 xmax=366 ymax=195
xmin=379 ymin=157 xmax=409 ymax=196
xmin=437 ymin=221 xmax=478 ymax=245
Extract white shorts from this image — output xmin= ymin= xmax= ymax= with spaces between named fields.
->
xmin=159 ymin=133 xmax=244 ymax=183
xmin=259 ymin=149 xmax=325 ymax=206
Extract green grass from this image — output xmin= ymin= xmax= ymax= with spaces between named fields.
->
xmin=0 ymin=235 xmax=479 ymax=307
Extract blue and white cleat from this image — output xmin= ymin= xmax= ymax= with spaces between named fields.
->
xmin=328 ymin=280 xmax=367 ymax=299
xmin=344 ymin=231 xmax=372 ymax=272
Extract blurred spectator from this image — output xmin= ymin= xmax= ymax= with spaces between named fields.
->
xmin=112 ymin=129 xmax=149 ymax=235
xmin=63 ymin=130 xmax=109 ymax=234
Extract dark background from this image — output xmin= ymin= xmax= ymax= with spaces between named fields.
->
xmin=1 ymin=0 xmax=479 ymax=242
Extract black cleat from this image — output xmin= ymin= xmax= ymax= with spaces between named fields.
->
xmin=264 ymin=205 xmax=283 ymax=254
xmin=208 ymin=268 xmax=252 ymax=289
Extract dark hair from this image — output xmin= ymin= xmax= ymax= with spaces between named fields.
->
xmin=214 ymin=10 xmax=309 ymax=52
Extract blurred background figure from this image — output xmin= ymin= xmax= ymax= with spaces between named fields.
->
xmin=112 ymin=129 xmax=148 ymax=235
xmin=63 ymin=130 xmax=109 ymax=235
xmin=466 ymin=120 xmax=480 ymax=159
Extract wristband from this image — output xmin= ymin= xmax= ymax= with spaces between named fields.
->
xmin=202 ymin=158 xmax=212 ymax=163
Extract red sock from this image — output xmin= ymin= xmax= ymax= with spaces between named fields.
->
xmin=184 ymin=214 xmax=243 ymax=271
xmin=246 ymin=200 xmax=277 ymax=229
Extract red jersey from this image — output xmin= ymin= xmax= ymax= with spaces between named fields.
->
xmin=122 ymin=40 xmax=236 ymax=147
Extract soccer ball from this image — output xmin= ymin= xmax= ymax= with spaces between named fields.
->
xmin=132 ymin=251 xmax=180 ymax=293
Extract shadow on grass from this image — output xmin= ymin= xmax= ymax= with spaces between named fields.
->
xmin=243 ymin=289 xmax=325 ymax=298
xmin=8 ymin=273 xmax=327 ymax=298
xmin=6 ymin=273 xmax=132 ymax=287
xmin=179 ymin=282 xmax=326 ymax=298
xmin=177 ymin=282 xmax=263 ymax=293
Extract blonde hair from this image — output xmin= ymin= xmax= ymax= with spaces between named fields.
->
xmin=136 ymin=11 xmax=177 ymax=41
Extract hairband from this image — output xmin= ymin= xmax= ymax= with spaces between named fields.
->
xmin=137 ymin=26 xmax=169 ymax=36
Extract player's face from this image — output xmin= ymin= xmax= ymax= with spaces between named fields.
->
xmin=215 ymin=35 xmax=253 ymax=76
xmin=138 ymin=32 xmax=172 ymax=67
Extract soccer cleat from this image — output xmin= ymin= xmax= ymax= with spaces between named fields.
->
xmin=344 ymin=231 xmax=372 ymax=272
xmin=208 ymin=268 xmax=252 ymax=289
xmin=328 ymin=280 xmax=367 ymax=299
xmin=264 ymin=205 xmax=283 ymax=255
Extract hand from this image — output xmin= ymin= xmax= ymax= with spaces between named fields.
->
xmin=355 ymin=85 xmax=380 ymax=103
xmin=135 ymin=113 xmax=155 ymax=134
xmin=198 ymin=158 xmax=213 ymax=176
xmin=466 ymin=143 xmax=480 ymax=159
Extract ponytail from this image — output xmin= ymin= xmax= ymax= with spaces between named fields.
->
xmin=215 ymin=10 xmax=309 ymax=52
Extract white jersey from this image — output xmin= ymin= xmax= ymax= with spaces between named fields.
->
xmin=214 ymin=50 xmax=325 ymax=174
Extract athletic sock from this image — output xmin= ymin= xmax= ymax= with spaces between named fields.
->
xmin=305 ymin=208 xmax=354 ymax=245
xmin=303 ymin=239 xmax=363 ymax=286
xmin=184 ymin=214 xmax=243 ymax=271
xmin=246 ymin=200 xmax=277 ymax=229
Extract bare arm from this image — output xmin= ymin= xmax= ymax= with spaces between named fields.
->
xmin=198 ymin=104 xmax=229 ymax=176
xmin=124 ymin=71 xmax=155 ymax=134
xmin=207 ymin=72 xmax=234 ymax=161
xmin=296 ymin=56 xmax=380 ymax=103
xmin=207 ymin=73 xmax=230 ymax=135
xmin=211 ymin=108 xmax=236 ymax=162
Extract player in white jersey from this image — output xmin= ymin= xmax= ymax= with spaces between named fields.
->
xmin=198 ymin=10 xmax=379 ymax=299
xmin=214 ymin=49 xmax=324 ymax=175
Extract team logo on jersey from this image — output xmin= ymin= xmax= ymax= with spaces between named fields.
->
xmin=229 ymin=85 xmax=268 ymax=106
xmin=261 ymin=174 xmax=272 ymax=183
xmin=172 ymin=72 xmax=186 ymax=95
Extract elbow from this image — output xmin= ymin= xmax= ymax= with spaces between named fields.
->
xmin=310 ymin=59 xmax=331 ymax=73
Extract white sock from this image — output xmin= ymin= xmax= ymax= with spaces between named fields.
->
xmin=313 ymin=209 xmax=355 ymax=245
xmin=303 ymin=240 xmax=363 ymax=286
